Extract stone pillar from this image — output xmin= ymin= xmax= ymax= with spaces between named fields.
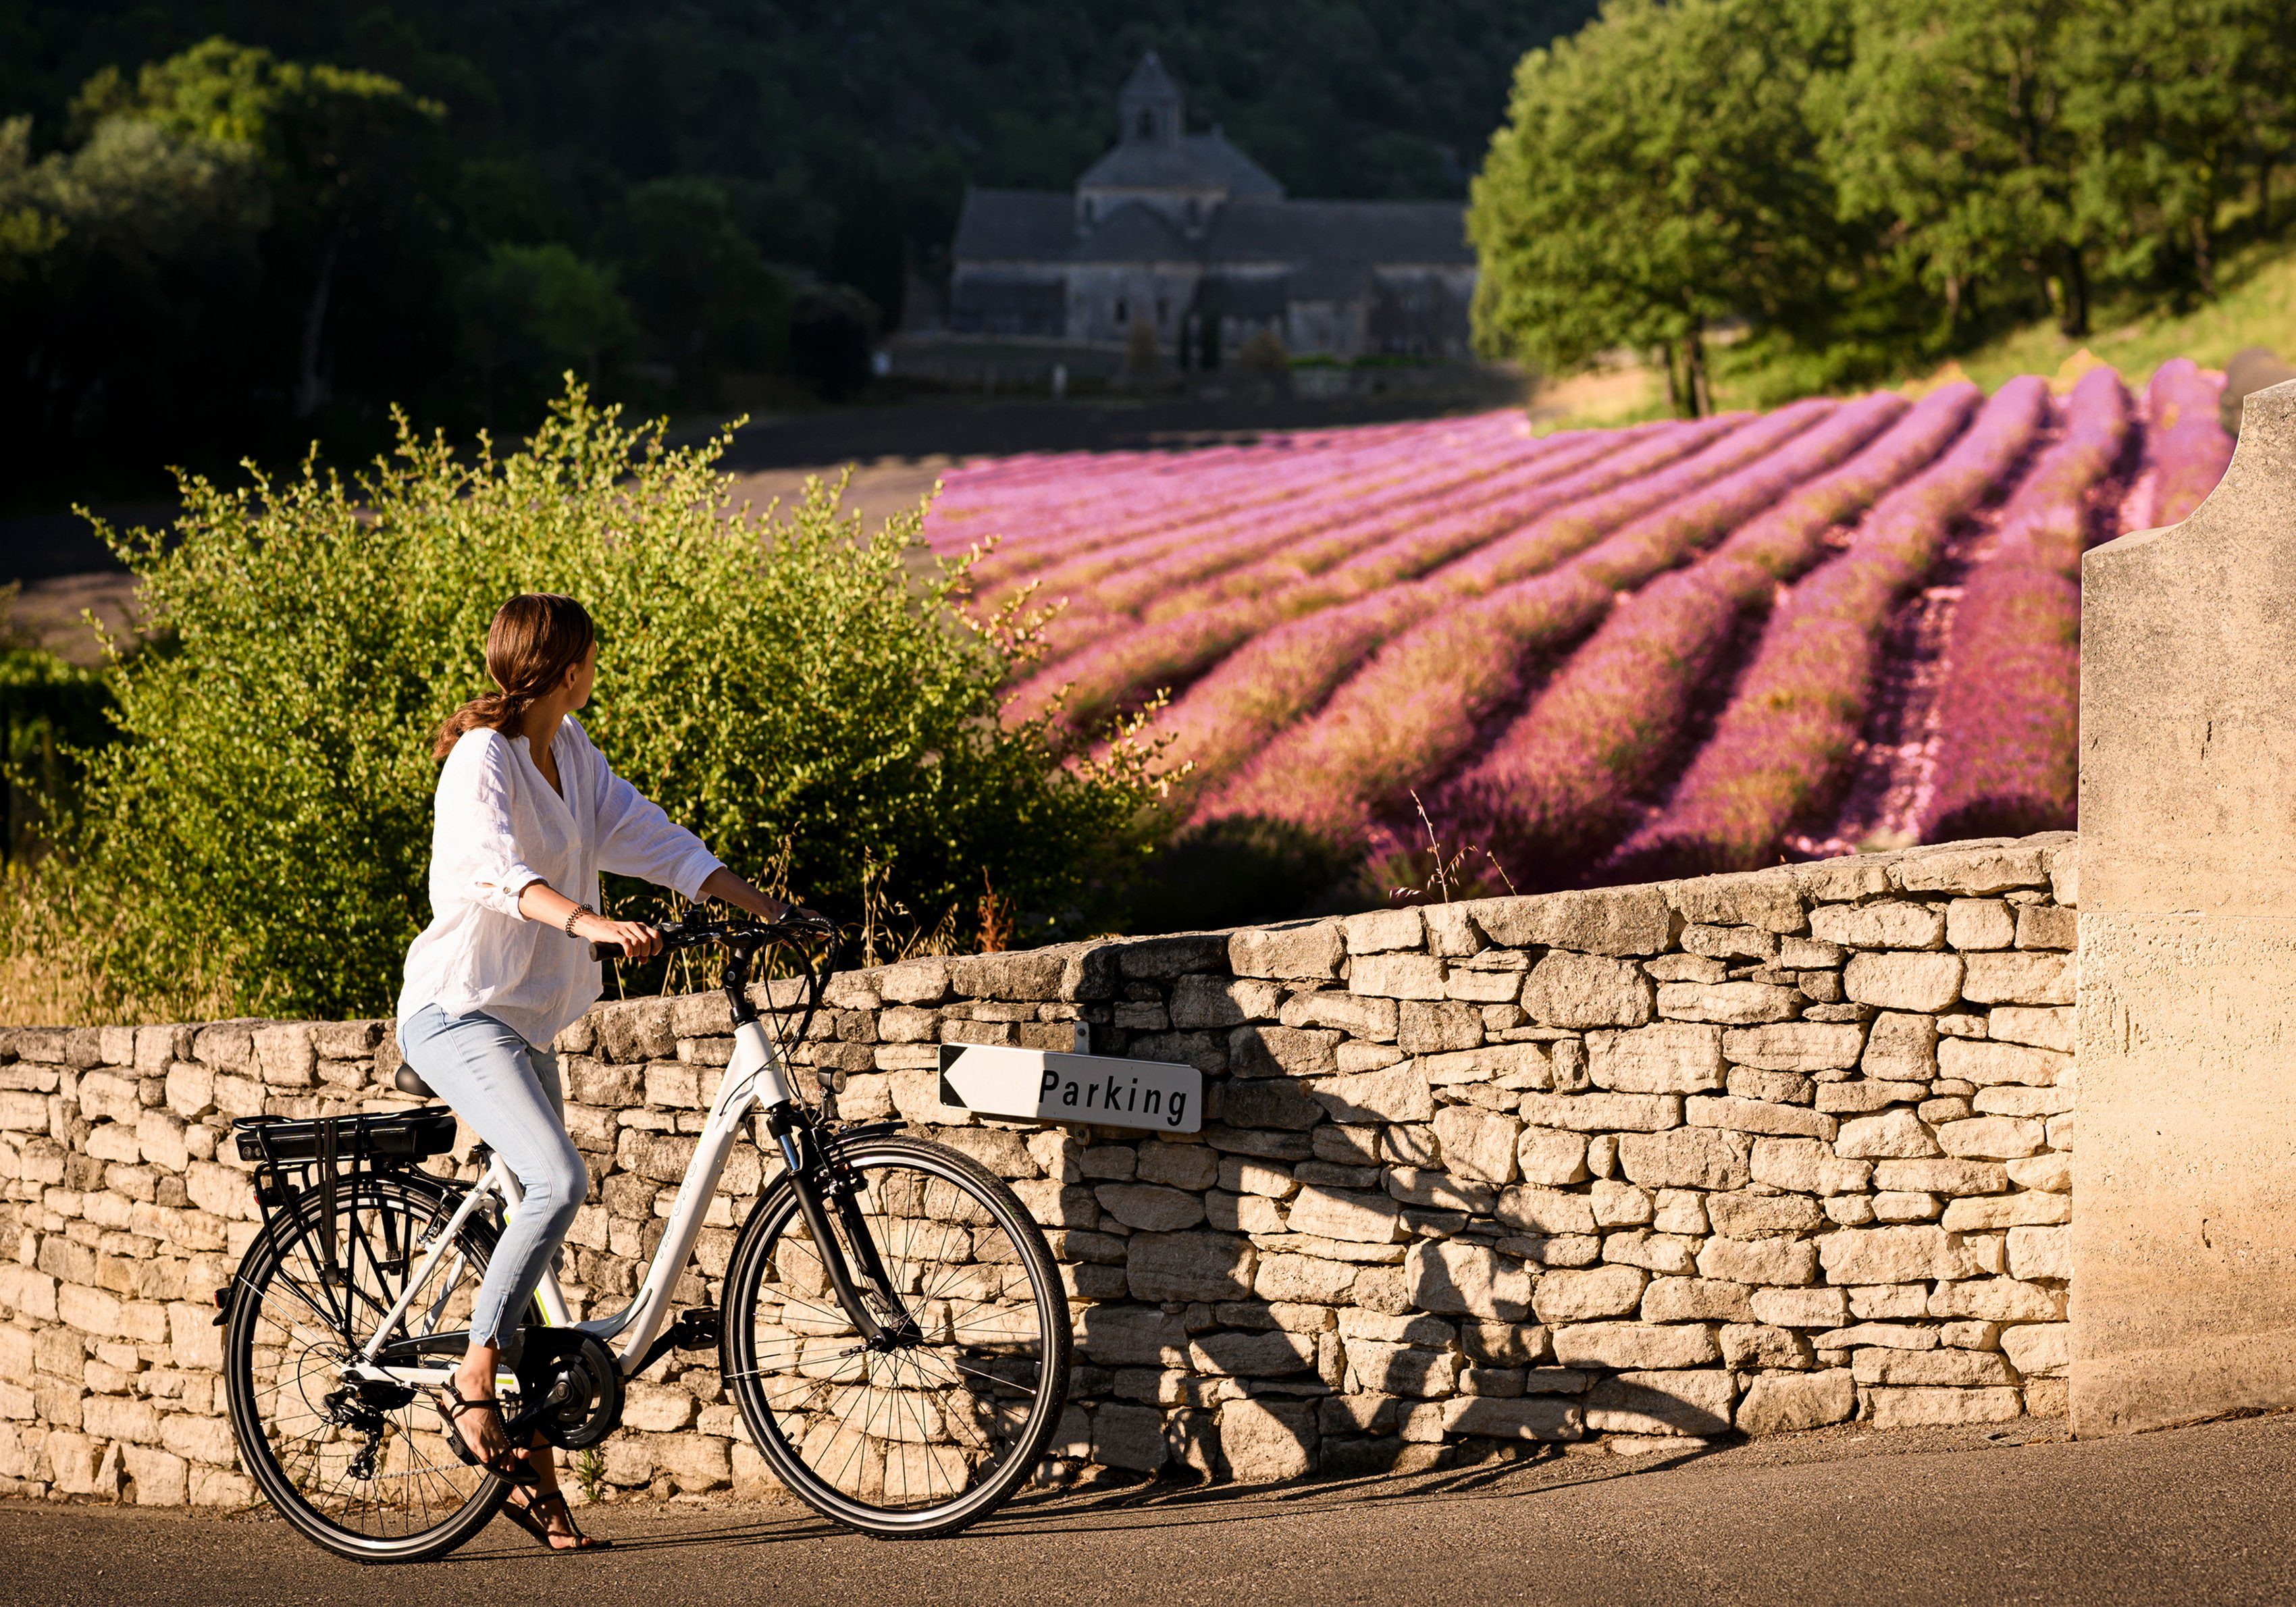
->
xmin=2073 ymin=376 xmax=2296 ymax=1435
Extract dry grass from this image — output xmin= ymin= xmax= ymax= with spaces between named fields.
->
xmin=1526 ymin=363 xmax=1671 ymax=431
xmin=0 ymin=866 xmax=232 ymax=1027
xmin=0 ymin=867 xmax=113 ymax=1024
xmin=0 ymin=951 xmax=113 ymax=1026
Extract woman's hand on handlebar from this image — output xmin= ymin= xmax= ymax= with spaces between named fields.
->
xmin=700 ymin=867 xmax=833 ymax=937
xmin=779 ymin=904 xmax=835 ymax=934
xmin=580 ymin=914 xmax=663 ymax=958
xmin=517 ymin=878 xmax=662 ymax=957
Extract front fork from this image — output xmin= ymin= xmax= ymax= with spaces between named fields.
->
xmin=763 ymin=1106 xmax=919 ymax=1346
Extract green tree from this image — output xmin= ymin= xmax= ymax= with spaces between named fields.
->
xmin=604 ymin=178 xmax=791 ymax=402
xmin=2058 ymin=0 xmax=2281 ymax=297
xmin=91 ymin=37 xmax=459 ymax=421
xmin=787 ymin=283 xmax=881 ymax=402
xmin=0 ymin=101 xmax=271 ymax=468
xmin=1812 ymin=0 xmax=2094 ymax=337
xmin=456 ymin=242 xmax=635 ymax=427
xmin=58 ymin=386 xmax=1170 ymax=1020
xmin=0 ymin=38 xmax=461 ymax=496
xmin=1469 ymin=0 xmax=1842 ymax=415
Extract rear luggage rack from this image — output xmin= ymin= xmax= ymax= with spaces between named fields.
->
xmin=233 ymin=1107 xmax=456 ymax=1165
xmin=226 ymin=1110 xmax=462 ymax=1300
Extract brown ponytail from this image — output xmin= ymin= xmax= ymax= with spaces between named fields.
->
xmin=432 ymin=594 xmax=598 ymax=760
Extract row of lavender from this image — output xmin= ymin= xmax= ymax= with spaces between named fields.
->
xmin=929 ymin=363 xmax=2234 ymax=889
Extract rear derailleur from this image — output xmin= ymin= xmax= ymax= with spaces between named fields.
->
xmin=325 ymin=1380 xmax=416 ymax=1483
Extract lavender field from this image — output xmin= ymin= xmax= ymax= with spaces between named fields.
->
xmin=926 ymin=361 xmax=2235 ymax=899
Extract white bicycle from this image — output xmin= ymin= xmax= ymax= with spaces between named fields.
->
xmin=217 ymin=915 xmax=1072 ymax=1562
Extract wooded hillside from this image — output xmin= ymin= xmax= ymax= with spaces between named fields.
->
xmin=0 ymin=1 xmax=1594 ymax=498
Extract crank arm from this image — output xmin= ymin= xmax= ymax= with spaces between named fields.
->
xmin=498 ymin=1384 xmax=571 ymax=1448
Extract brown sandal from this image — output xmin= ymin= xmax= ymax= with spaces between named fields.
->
xmin=437 ymin=1384 xmax=540 ymax=1486
xmin=502 ymin=1487 xmax=612 ymax=1552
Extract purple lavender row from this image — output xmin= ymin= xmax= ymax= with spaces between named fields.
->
xmin=1010 ymin=417 xmax=1598 ymax=679
xmin=1200 ymin=397 xmax=1894 ymax=847
xmin=1012 ymin=419 xmax=1726 ymax=738
xmin=954 ymin=414 xmax=1525 ymax=587
xmin=1117 ymin=426 xmax=1641 ymax=620
xmin=1031 ymin=423 xmax=1678 ymax=693
xmin=1432 ymin=384 xmax=1978 ymax=884
xmin=2139 ymin=358 xmax=2234 ymax=529
xmin=1421 ymin=398 xmax=1831 ymax=598
xmin=1916 ymin=367 xmax=2133 ymax=842
xmin=985 ymin=415 xmax=1548 ymax=623
xmin=1620 ymin=376 xmax=2053 ymax=876
xmin=1072 ymin=423 xmax=1608 ymax=625
xmin=1114 ymin=421 xmax=1736 ymax=801
xmin=935 ymin=413 xmax=1438 ymax=517
xmin=1162 ymin=427 xmax=1684 ymax=623
xmin=964 ymin=430 xmax=1451 ymax=595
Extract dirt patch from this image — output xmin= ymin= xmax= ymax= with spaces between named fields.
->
xmin=727 ymin=456 xmax=956 ymax=537
xmin=7 ymin=573 xmax=140 ymax=666
xmin=1528 ymin=365 xmax=1663 ymax=429
xmin=1798 ymin=414 xmax=2066 ymax=856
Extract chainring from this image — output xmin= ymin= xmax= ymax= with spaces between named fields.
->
xmin=527 ymin=1333 xmax=624 ymax=1450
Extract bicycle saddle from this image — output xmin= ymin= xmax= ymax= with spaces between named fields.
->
xmin=393 ymin=1064 xmax=438 ymax=1099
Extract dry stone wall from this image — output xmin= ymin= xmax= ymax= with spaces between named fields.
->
xmin=0 ymin=833 xmax=2078 ymax=1504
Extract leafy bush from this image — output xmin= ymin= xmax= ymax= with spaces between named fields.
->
xmin=0 ymin=643 xmax=113 ymax=861
xmin=57 ymin=386 xmax=1170 ymax=1020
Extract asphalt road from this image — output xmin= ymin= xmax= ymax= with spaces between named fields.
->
xmin=8 ymin=1413 xmax=2295 ymax=1607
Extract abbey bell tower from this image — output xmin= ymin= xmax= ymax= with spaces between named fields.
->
xmin=1118 ymin=51 xmax=1183 ymax=147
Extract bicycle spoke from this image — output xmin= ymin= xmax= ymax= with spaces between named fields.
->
xmin=943 ymin=1354 xmax=1039 ymax=1400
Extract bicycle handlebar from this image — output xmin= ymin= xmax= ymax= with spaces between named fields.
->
xmin=592 ymin=910 xmax=842 ymax=1114
xmin=588 ymin=911 xmax=835 ymax=962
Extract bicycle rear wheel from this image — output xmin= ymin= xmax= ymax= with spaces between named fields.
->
xmin=223 ymin=1171 xmax=515 ymax=1564
xmin=723 ymin=1134 xmax=1072 ymax=1537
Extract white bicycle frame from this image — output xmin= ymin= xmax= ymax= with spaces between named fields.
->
xmin=344 ymin=1016 xmax=799 ymax=1390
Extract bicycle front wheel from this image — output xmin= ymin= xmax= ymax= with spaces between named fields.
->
xmin=723 ymin=1134 xmax=1072 ymax=1537
xmin=223 ymin=1171 xmax=514 ymax=1564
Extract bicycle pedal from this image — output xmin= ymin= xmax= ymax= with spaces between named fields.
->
xmin=669 ymin=1307 xmax=720 ymax=1350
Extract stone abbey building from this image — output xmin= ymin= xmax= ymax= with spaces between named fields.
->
xmin=947 ymin=53 xmax=1477 ymax=364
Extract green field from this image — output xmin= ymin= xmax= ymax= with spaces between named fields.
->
xmin=1943 ymin=234 xmax=2296 ymax=390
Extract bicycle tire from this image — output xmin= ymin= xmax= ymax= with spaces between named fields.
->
xmin=721 ymin=1133 xmax=1072 ymax=1538
xmin=223 ymin=1170 xmax=518 ymax=1564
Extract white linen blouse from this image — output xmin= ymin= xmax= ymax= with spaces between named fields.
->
xmin=397 ymin=716 xmax=723 ymax=1047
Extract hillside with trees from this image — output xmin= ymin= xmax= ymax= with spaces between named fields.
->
xmin=0 ymin=1 xmax=1594 ymax=501
xmin=1471 ymin=0 xmax=2296 ymax=415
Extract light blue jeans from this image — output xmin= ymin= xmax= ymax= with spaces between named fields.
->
xmin=398 ymin=1006 xmax=589 ymax=1353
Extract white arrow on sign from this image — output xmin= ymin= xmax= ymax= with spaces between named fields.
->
xmin=937 ymin=1043 xmax=1203 ymax=1135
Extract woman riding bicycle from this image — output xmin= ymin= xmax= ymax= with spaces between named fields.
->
xmin=397 ymin=592 xmax=812 ymax=1550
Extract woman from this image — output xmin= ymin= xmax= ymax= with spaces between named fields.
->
xmin=398 ymin=593 xmax=807 ymax=1551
